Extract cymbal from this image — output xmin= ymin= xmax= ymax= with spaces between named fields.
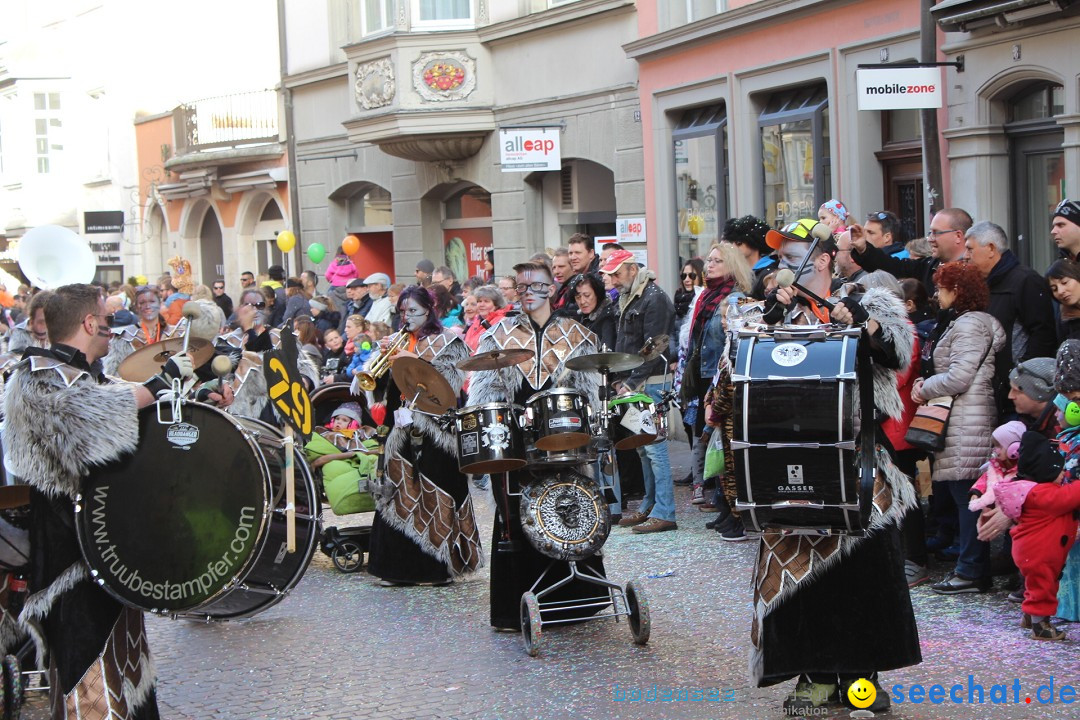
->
xmin=117 ymin=337 xmax=214 ymax=383
xmin=391 ymin=356 xmax=456 ymax=415
xmin=639 ymin=334 xmax=670 ymax=362
xmin=565 ymin=351 xmax=644 ymax=373
xmin=457 ymin=348 xmax=534 ymax=372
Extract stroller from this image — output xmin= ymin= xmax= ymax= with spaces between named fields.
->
xmin=309 ymin=384 xmax=379 ymax=574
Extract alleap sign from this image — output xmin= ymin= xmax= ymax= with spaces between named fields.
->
xmin=856 ymin=67 xmax=942 ymax=111
xmin=499 ymin=127 xmax=561 ymax=172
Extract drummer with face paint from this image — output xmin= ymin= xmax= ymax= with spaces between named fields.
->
xmin=365 ymin=285 xmax=483 ymax=586
xmin=467 ymin=262 xmax=607 ymax=631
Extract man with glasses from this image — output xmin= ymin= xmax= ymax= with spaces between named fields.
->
xmin=211 ymin=279 xmax=233 ymax=319
xmin=467 ymin=261 xmax=607 ymax=630
xmin=863 ymin=210 xmax=909 ymax=259
xmin=851 ymin=207 xmax=973 ymax=297
xmin=602 ymin=249 xmax=678 ymax=535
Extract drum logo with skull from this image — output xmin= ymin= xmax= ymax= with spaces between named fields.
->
xmin=771 ymin=343 xmax=808 ymax=367
xmin=481 ymin=421 xmax=512 ymax=452
xmin=521 ymin=475 xmax=610 ymax=561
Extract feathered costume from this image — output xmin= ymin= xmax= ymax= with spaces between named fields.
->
xmin=751 ymin=287 xmax=922 ymax=686
xmin=366 ymin=328 xmax=483 ymax=583
xmin=467 ymin=312 xmax=606 ymax=629
xmin=4 ymin=346 xmax=158 ymax=719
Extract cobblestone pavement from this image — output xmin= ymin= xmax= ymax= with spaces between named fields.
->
xmin=22 ymin=441 xmax=1080 ymax=719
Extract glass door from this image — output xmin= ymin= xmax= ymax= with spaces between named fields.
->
xmin=1011 ymin=132 xmax=1064 ymax=272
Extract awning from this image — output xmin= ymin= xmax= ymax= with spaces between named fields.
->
xmin=932 ymin=0 xmax=1074 ymax=32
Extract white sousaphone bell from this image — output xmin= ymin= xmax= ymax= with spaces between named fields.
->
xmin=17 ymin=224 xmax=97 ymax=289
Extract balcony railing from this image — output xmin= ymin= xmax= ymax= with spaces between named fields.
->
xmin=173 ymin=89 xmax=279 ymax=154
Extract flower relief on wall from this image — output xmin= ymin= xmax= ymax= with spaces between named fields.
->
xmin=412 ymin=50 xmax=477 ymax=103
xmin=355 ymin=57 xmax=396 ymax=110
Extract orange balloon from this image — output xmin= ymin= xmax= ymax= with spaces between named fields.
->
xmin=342 ymin=235 xmax=360 ymax=256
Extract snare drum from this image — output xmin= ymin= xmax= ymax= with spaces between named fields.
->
xmin=524 ymin=388 xmax=592 ymax=451
xmin=731 ymin=327 xmax=873 ymax=535
xmin=607 ymin=392 xmax=658 ymax=450
xmin=77 ymin=403 xmax=321 ymax=620
xmin=455 ymin=403 xmax=526 ymax=474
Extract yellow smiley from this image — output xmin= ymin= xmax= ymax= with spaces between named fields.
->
xmin=847 ymin=678 xmax=877 ymax=709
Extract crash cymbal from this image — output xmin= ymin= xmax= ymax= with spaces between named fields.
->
xmin=564 ymin=351 xmax=644 ymax=373
xmin=391 ymin=356 xmax=456 ymax=415
xmin=639 ymin=335 xmax=670 ymax=362
xmin=457 ymin=348 xmax=534 ymax=372
xmin=117 ymin=337 xmax=214 ymax=383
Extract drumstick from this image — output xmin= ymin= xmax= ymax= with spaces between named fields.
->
xmin=180 ymin=302 xmax=202 ymax=356
xmin=284 ymin=426 xmax=296 ymax=554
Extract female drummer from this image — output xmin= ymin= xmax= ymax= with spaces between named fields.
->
xmin=367 ymin=286 xmax=482 ymax=586
xmin=103 ymin=285 xmax=173 ymax=376
xmin=676 ymin=241 xmax=753 ymax=531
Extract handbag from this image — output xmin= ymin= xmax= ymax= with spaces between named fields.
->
xmin=904 ymin=331 xmax=994 ymax=452
xmin=904 ymin=396 xmax=954 ymax=452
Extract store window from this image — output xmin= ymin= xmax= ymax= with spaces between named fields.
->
xmin=758 ymin=84 xmax=830 ymax=227
xmin=673 ymin=103 xmax=728 ymax=264
xmin=1007 ymin=82 xmax=1065 ymax=270
xmin=443 ymin=185 xmax=492 ymax=281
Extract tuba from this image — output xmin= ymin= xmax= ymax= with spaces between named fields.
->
xmin=17 ymin=225 xmax=97 ymax=289
xmin=356 ymin=329 xmax=410 ymax=391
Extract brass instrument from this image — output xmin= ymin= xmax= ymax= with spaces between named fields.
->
xmin=356 ymin=330 xmax=410 ymax=391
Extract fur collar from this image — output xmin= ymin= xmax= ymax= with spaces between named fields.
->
xmin=618 ymin=268 xmax=656 ymax=314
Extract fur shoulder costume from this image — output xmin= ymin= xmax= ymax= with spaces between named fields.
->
xmin=749 ymin=286 xmax=919 ymax=684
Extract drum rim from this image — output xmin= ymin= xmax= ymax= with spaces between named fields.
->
xmin=525 ymin=387 xmax=586 ymax=405
xmin=457 ymin=401 xmax=522 ymax=415
xmin=76 ymin=401 xmax=279 ymax=614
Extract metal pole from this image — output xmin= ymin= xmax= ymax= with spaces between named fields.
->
xmin=920 ymin=0 xmax=945 ymax=217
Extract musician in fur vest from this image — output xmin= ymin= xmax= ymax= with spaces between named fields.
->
xmin=468 ymin=262 xmax=605 ymax=631
xmin=3 ymin=284 xmax=200 ymax=719
xmin=752 ymin=220 xmax=921 ymax=714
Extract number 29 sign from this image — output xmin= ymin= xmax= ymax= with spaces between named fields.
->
xmin=263 ymin=331 xmax=312 ymax=438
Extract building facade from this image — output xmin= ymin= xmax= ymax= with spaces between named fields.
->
xmin=281 ymin=0 xmax=644 ymax=285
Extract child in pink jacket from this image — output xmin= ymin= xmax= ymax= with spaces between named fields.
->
xmin=325 ymin=246 xmax=359 ymax=287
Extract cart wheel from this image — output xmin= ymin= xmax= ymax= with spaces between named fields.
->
xmin=625 ymin=580 xmax=650 ymax=645
xmin=520 ymin=592 xmax=542 ymax=657
xmin=2 ymin=653 xmax=22 ymax=719
xmin=331 ymin=540 xmax=364 ymax=573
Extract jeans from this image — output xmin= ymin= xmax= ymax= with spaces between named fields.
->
xmin=636 ymin=383 xmax=676 ymax=522
xmin=945 ymin=479 xmax=989 ymax=579
xmin=595 ymin=454 xmax=621 ymax=518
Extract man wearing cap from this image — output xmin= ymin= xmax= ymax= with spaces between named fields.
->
xmin=851 ymin=207 xmax=973 ymax=297
xmin=338 ymin=278 xmax=372 ymax=334
xmin=363 ymin=272 xmax=393 ymax=326
xmin=415 ymin=259 xmax=435 ymax=287
xmin=603 ymin=249 xmax=678 ymax=534
xmin=266 ymin=264 xmax=288 ymax=327
xmin=1052 ymin=199 xmax=1080 ymax=262
xmin=753 ymin=219 xmax=921 ymax=714
xmin=725 ymin=215 xmax=776 ymax=299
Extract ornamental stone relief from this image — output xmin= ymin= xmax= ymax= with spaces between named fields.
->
xmin=412 ymin=50 xmax=477 ymax=103
xmin=355 ymin=57 xmax=396 ymax=110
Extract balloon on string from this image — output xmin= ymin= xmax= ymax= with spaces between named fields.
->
xmin=276 ymin=230 xmax=297 ymax=253
xmin=342 ymin=235 xmax=360 ymax=256
xmin=307 ymin=242 xmax=326 ymax=264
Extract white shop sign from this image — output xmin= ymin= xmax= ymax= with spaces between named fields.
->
xmin=617 ymin=217 xmax=647 ymax=245
xmin=856 ymin=67 xmax=942 ymax=110
xmin=499 ymin=127 xmax=561 ymax=172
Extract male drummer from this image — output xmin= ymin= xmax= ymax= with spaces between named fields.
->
xmin=753 ymin=220 xmax=920 ymax=713
xmin=3 ymin=283 xmax=203 ymax=719
xmin=468 ymin=262 xmax=606 ymax=631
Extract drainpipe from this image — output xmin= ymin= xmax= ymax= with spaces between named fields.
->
xmin=277 ymin=0 xmax=302 ymax=263
xmin=921 ymin=0 xmax=944 ymax=216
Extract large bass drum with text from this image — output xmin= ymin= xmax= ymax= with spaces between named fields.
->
xmin=732 ymin=327 xmax=874 ymax=535
xmin=76 ymin=403 xmax=321 ymax=620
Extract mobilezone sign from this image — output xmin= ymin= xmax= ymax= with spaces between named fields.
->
xmin=856 ymin=67 xmax=943 ymax=111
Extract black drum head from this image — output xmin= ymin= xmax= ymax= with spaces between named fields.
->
xmin=77 ymin=404 xmax=267 ymax=613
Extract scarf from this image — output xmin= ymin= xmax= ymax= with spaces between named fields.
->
xmin=688 ymin=276 xmax=735 ymax=347
xmin=674 ymin=287 xmax=696 ymax=317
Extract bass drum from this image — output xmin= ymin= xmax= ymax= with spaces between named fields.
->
xmin=76 ymin=403 xmax=321 ymax=620
xmin=519 ymin=472 xmax=609 ymax=561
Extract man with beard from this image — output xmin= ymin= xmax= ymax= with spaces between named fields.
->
xmin=467 ymin=262 xmax=605 ymax=630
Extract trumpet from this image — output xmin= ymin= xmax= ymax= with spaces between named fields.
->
xmin=356 ymin=330 xmax=410 ymax=391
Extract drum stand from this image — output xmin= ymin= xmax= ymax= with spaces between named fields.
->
xmin=517 ymin=361 xmax=650 ymax=657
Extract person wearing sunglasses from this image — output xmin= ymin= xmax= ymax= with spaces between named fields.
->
xmin=211 ymin=279 xmax=233 ymax=319
xmin=4 ymin=283 xmax=198 ymax=719
xmin=863 ymin=210 xmax=910 ymax=260
xmin=467 ymin=261 xmax=608 ymax=630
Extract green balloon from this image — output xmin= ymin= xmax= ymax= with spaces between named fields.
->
xmin=307 ymin=242 xmax=326 ymax=263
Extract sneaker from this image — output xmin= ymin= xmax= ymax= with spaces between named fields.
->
xmin=905 ymin=560 xmax=929 ymax=588
xmin=1031 ymin=619 xmax=1066 ymax=641
xmin=931 ymin=571 xmax=992 ymax=595
xmin=718 ymin=516 xmax=748 ymax=542
xmin=1007 ymin=588 xmax=1025 ymax=604
xmin=840 ymin=678 xmax=890 ymax=712
xmin=691 ymin=486 xmax=705 ymax=504
xmin=783 ymin=681 xmax=838 ymax=713
xmin=617 ymin=511 xmax=649 ymax=527
xmin=632 ymin=518 xmax=678 ymax=534
xmin=1021 ymin=613 xmax=1032 ymax=629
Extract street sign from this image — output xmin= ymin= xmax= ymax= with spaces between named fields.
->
xmin=856 ymin=67 xmax=942 ymax=110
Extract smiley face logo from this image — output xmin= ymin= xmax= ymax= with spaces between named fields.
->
xmin=847 ymin=678 xmax=877 ymax=709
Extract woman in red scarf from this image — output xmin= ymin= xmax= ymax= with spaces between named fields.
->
xmin=463 ymin=285 xmax=510 ymax=351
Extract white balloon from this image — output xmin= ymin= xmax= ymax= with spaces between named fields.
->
xmin=18 ymin=225 xmax=97 ymax=289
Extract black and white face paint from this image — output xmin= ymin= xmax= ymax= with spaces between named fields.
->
xmin=136 ymin=293 xmax=159 ymax=322
xmin=778 ymin=241 xmax=816 ymax=284
xmin=402 ymin=297 xmax=428 ymax=332
xmin=518 ymin=270 xmax=552 ymax=313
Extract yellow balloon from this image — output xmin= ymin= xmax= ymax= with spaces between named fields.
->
xmin=276 ymin=230 xmax=297 ymax=252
